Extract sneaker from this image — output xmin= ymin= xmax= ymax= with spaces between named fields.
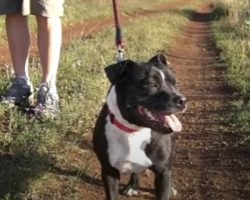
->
xmin=35 ymin=83 xmax=59 ymax=118
xmin=1 ymin=77 xmax=33 ymax=106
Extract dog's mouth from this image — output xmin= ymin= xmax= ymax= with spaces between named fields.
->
xmin=137 ymin=105 xmax=182 ymax=132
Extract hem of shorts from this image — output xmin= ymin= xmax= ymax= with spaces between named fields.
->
xmin=22 ymin=11 xmax=63 ymax=17
xmin=0 ymin=10 xmax=21 ymax=15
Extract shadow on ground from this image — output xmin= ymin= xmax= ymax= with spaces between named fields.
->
xmin=0 ymin=149 xmax=103 ymax=199
xmin=181 ymin=3 xmax=228 ymax=22
xmin=0 ymin=151 xmax=49 ymax=199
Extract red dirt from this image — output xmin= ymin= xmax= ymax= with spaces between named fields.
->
xmin=168 ymin=3 xmax=250 ymax=200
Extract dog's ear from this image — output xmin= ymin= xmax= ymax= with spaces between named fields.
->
xmin=149 ymin=54 xmax=168 ymax=66
xmin=104 ymin=60 xmax=135 ymax=84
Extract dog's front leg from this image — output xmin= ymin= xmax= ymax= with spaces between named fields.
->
xmin=123 ymin=173 xmax=139 ymax=196
xmin=154 ymin=169 xmax=171 ymax=200
xmin=101 ymin=167 xmax=120 ymax=200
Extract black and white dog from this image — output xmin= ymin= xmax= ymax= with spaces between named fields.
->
xmin=93 ymin=54 xmax=187 ymax=200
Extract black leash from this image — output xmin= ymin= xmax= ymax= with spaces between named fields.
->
xmin=112 ymin=0 xmax=125 ymax=62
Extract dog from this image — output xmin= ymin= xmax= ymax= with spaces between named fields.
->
xmin=93 ymin=54 xmax=187 ymax=200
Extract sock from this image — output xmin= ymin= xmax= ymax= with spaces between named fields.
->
xmin=15 ymin=76 xmax=31 ymax=85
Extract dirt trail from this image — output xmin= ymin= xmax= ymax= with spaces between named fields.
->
xmin=168 ymin=3 xmax=250 ymax=200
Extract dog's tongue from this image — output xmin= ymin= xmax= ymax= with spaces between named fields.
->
xmin=165 ymin=114 xmax=182 ymax=132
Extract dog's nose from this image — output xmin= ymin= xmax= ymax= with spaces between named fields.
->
xmin=175 ymin=95 xmax=187 ymax=108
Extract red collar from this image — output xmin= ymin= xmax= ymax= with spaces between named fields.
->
xmin=108 ymin=108 xmax=139 ymax=133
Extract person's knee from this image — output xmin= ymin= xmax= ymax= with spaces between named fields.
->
xmin=36 ymin=15 xmax=61 ymax=29
xmin=6 ymin=13 xmax=25 ymax=21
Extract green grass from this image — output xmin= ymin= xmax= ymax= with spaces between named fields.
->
xmin=0 ymin=1 xmax=191 ymax=199
xmin=213 ymin=0 xmax=250 ymax=138
xmin=213 ymin=0 xmax=250 ymax=94
xmin=64 ymin=0 xmax=172 ymax=24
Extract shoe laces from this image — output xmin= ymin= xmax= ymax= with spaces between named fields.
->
xmin=37 ymin=83 xmax=50 ymax=106
xmin=37 ymin=83 xmax=59 ymax=107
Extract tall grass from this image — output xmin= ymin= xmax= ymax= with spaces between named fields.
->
xmin=213 ymin=0 xmax=250 ymax=136
xmin=214 ymin=0 xmax=250 ymax=95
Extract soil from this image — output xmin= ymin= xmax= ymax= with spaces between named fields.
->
xmin=168 ymin=4 xmax=250 ymax=200
xmin=1 ymin=1 xmax=250 ymax=200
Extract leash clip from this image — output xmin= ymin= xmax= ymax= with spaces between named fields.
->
xmin=117 ymin=45 xmax=125 ymax=62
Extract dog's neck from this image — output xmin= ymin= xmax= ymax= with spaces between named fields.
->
xmin=106 ymin=86 xmax=143 ymax=133
xmin=107 ymin=108 xmax=139 ymax=133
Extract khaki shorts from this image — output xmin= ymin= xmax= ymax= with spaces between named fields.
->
xmin=0 ymin=0 xmax=64 ymax=17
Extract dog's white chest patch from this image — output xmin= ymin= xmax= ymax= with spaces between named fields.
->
xmin=105 ymin=122 xmax=152 ymax=173
xmin=105 ymin=86 xmax=152 ymax=174
xmin=105 ymin=122 xmax=152 ymax=174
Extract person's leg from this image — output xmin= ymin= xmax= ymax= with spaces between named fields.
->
xmin=6 ymin=13 xmax=30 ymax=79
xmin=29 ymin=0 xmax=64 ymax=116
xmin=35 ymin=15 xmax=62 ymax=115
xmin=2 ymin=14 xmax=32 ymax=105
xmin=36 ymin=15 xmax=62 ymax=94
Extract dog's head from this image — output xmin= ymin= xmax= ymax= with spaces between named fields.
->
xmin=105 ymin=54 xmax=187 ymax=134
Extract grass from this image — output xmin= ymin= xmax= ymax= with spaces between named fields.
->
xmin=64 ymin=0 xmax=171 ymax=24
xmin=0 ymin=0 xmax=193 ymax=199
xmin=213 ymin=0 xmax=250 ymax=140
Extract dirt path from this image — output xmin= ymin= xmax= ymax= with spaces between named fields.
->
xmin=168 ymin=3 xmax=250 ymax=200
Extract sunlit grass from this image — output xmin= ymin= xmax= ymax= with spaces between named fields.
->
xmin=64 ymin=0 xmax=172 ymax=24
xmin=213 ymin=0 xmax=250 ymax=136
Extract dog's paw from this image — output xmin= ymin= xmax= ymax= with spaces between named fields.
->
xmin=171 ymin=187 xmax=178 ymax=196
xmin=123 ymin=186 xmax=139 ymax=197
